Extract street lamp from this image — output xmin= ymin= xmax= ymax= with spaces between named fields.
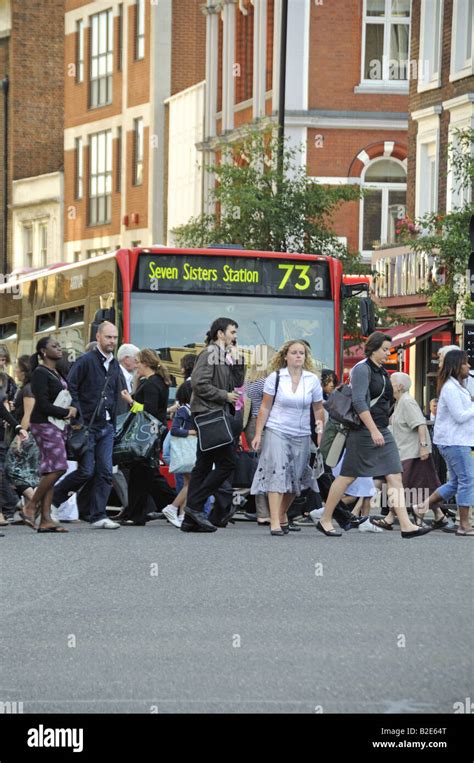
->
xmin=277 ymin=0 xmax=288 ymax=180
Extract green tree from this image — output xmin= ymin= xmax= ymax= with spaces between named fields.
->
xmin=172 ymin=129 xmax=362 ymax=272
xmin=396 ymin=128 xmax=474 ymax=320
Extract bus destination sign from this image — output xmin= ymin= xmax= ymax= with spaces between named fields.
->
xmin=136 ymin=254 xmax=331 ymax=299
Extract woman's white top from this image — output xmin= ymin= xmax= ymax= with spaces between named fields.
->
xmin=264 ymin=369 xmax=323 ymax=437
xmin=433 ymin=377 xmax=474 ymax=447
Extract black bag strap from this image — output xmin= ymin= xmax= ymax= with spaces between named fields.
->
xmin=87 ymin=371 xmax=111 ymax=428
xmin=270 ymin=370 xmax=280 ymax=408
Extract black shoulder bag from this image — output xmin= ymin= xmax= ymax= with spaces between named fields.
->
xmin=66 ymin=372 xmax=111 ymax=461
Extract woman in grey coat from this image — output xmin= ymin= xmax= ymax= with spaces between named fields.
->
xmin=317 ymin=332 xmax=430 ymax=538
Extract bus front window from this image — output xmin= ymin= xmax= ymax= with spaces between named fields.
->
xmin=130 ymin=293 xmax=335 ymax=397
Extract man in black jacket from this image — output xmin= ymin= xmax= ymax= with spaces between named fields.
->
xmin=53 ymin=322 xmax=122 ymax=529
xmin=182 ymin=317 xmax=245 ymax=533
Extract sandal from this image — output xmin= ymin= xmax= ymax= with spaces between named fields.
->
xmin=431 ymin=516 xmax=449 ymax=530
xmin=455 ymin=528 xmax=474 ymax=536
xmin=19 ymin=510 xmax=36 ymax=530
xmin=372 ymin=518 xmax=393 ymax=530
xmin=37 ymin=526 xmax=69 ymax=533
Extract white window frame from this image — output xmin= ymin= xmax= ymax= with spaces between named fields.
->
xmin=417 ymin=0 xmax=444 ymax=92
xmin=23 ymin=224 xmax=33 ymax=268
xmin=450 ymin=0 xmax=474 ymax=82
xmin=359 ymin=157 xmax=407 ymax=261
xmin=133 ymin=118 xmax=144 ymax=186
xmin=135 ymin=0 xmax=145 ymax=60
xmin=89 ymin=8 xmax=114 ymax=109
xmin=89 ymin=130 xmax=113 ymax=226
xmin=413 ymin=107 xmax=441 ymax=217
xmin=76 ymin=19 xmax=84 ymax=83
xmin=444 ymin=95 xmax=474 ymax=211
xmin=75 ymin=137 xmax=83 ymax=199
xmin=357 ymin=0 xmax=411 ymax=94
xmin=39 ymin=222 xmax=48 ymax=267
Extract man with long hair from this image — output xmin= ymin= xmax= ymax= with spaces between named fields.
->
xmin=181 ymin=317 xmax=245 ymax=533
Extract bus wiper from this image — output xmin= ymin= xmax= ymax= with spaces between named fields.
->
xmin=252 ymin=321 xmax=267 ymax=344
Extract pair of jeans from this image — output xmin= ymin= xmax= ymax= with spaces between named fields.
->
xmin=437 ymin=445 xmax=474 ymax=507
xmin=53 ymin=423 xmax=115 ymax=524
xmin=186 ymin=442 xmax=236 ymax=514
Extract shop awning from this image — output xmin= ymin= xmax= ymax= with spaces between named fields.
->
xmin=344 ymin=319 xmax=451 ymax=367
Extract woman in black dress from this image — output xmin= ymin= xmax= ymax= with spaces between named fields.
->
xmin=318 ymin=332 xmax=430 ymax=539
xmin=22 ymin=337 xmax=77 ymax=533
xmin=119 ymin=348 xmax=177 ymax=525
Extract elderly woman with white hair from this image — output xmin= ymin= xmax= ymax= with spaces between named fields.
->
xmin=373 ymin=372 xmax=445 ymax=530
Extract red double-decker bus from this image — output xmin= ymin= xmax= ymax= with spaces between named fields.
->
xmin=0 ymin=246 xmax=368 ymax=390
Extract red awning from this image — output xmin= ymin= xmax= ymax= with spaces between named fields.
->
xmin=344 ymin=320 xmax=450 ymax=367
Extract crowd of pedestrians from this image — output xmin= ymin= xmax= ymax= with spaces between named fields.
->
xmin=0 ymin=320 xmax=473 ymax=539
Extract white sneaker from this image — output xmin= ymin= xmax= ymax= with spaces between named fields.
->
xmin=162 ymin=504 xmax=179 ymax=526
xmin=359 ymin=517 xmax=383 ymax=533
xmin=309 ymin=507 xmax=325 ymax=523
xmin=91 ymin=518 xmax=120 ymax=529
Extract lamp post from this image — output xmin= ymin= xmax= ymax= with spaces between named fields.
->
xmin=277 ymin=0 xmax=288 ymax=181
xmin=1 ymin=76 xmax=8 ymax=275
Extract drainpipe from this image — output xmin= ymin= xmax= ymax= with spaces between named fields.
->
xmin=1 ymin=75 xmax=8 ymax=275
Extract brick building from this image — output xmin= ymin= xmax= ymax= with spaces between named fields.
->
xmin=195 ymin=0 xmax=410 ymax=262
xmin=372 ymin=0 xmax=474 ymax=407
xmin=0 ymin=0 xmax=64 ymax=274
xmin=64 ymin=0 xmax=205 ymax=260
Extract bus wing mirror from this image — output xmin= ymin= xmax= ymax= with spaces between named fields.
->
xmin=359 ymin=297 xmax=376 ymax=336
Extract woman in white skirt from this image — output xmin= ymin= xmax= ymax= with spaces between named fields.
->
xmin=251 ymin=340 xmax=324 ymax=536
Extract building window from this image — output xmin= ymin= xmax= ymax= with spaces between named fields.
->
xmin=86 ymin=248 xmax=109 ymax=258
xmin=76 ymin=19 xmax=84 ymax=83
xmin=135 ymin=0 xmax=145 ymax=60
xmin=116 ymin=127 xmax=122 ymax=193
xmin=417 ymin=140 xmax=438 ymax=216
xmin=89 ymin=9 xmax=113 ymax=108
xmin=418 ymin=0 xmax=443 ymax=90
xmin=75 ymin=137 xmax=83 ymax=199
xmin=73 ymin=251 xmax=81 ymax=262
xmin=362 ymin=0 xmax=411 ymax=83
xmin=134 ymin=118 xmax=144 ymax=186
xmin=450 ymin=0 xmax=474 ymax=81
xmin=39 ymin=223 xmax=48 ymax=267
xmin=89 ymin=130 xmax=113 ymax=226
xmin=118 ymin=4 xmax=123 ymax=71
xmin=360 ymin=158 xmax=406 ymax=256
xmin=23 ymin=225 xmax=33 ymax=268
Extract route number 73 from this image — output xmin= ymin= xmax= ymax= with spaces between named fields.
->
xmin=278 ymin=264 xmax=311 ymax=291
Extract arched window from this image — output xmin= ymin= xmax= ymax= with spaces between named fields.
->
xmin=360 ymin=158 xmax=406 ymax=258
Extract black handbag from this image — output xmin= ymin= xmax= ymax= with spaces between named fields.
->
xmin=194 ymin=409 xmax=234 ymax=452
xmin=323 ymin=376 xmax=386 ymax=430
xmin=233 ymin=448 xmax=259 ymax=488
xmin=66 ymin=372 xmax=111 ymax=461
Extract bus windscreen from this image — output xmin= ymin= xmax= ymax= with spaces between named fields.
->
xmin=130 ymin=292 xmax=335 ymax=397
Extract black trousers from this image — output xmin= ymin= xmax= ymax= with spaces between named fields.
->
xmin=186 ymin=442 xmax=236 ymax=514
xmin=317 ymin=466 xmax=354 ymax=527
xmin=124 ymin=463 xmax=176 ymax=524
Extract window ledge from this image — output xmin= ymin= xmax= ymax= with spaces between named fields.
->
xmin=449 ymin=65 xmax=474 ymax=83
xmin=355 ymin=81 xmax=409 ymax=95
xmin=416 ymin=78 xmax=442 ymax=94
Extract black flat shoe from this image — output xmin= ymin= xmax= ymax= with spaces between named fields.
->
xmin=401 ymin=527 xmax=431 ymax=538
xmin=270 ymin=529 xmax=285 ymax=536
xmin=316 ymin=521 xmax=342 ymax=537
xmin=280 ymin=523 xmax=301 ymax=533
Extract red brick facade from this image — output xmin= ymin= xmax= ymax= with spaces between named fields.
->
xmin=0 ymin=0 xmax=64 ymax=270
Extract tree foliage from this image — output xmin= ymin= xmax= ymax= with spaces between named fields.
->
xmin=172 ymin=129 xmax=363 ymax=273
xmin=396 ymin=128 xmax=474 ymax=320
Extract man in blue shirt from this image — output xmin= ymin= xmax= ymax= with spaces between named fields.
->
xmin=53 ymin=322 xmax=122 ymax=529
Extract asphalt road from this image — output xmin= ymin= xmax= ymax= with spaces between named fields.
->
xmin=1 ymin=517 xmax=473 ymax=714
